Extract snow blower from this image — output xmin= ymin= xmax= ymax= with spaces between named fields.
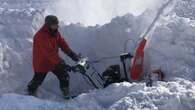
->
xmin=71 ymin=53 xmax=133 ymax=89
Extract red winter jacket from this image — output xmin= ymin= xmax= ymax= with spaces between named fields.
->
xmin=33 ymin=25 xmax=72 ymax=73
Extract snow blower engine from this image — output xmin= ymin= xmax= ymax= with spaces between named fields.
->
xmin=102 ymin=53 xmax=133 ymax=87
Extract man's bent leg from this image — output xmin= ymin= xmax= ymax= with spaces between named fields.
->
xmin=52 ymin=68 xmax=70 ymax=97
xmin=27 ymin=72 xmax=47 ymax=96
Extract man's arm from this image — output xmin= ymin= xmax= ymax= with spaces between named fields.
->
xmin=57 ymin=33 xmax=79 ymax=62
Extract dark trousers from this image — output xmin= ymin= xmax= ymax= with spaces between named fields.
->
xmin=27 ymin=67 xmax=69 ymax=94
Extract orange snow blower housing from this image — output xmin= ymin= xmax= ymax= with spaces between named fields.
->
xmin=130 ymin=38 xmax=164 ymax=81
xmin=130 ymin=38 xmax=147 ymax=80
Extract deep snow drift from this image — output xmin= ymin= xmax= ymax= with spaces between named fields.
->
xmin=0 ymin=0 xmax=195 ymax=110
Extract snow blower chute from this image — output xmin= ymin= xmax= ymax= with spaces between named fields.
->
xmin=130 ymin=38 xmax=147 ymax=80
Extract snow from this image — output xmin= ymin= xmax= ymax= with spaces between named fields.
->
xmin=0 ymin=0 xmax=195 ymax=109
xmin=147 ymin=14 xmax=195 ymax=81
xmin=1 ymin=79 xmax=195 ymax=110
xmin=174 ymin=0 xmax=195 ymax=19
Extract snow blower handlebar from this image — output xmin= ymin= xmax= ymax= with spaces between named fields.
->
xmin=71 ymin=53 xmax=133 ymax=78
xmin=70 ymin=57 xmax=100 ymax=89
xmin=69 ymin=53 xmax=134 ymax=89
xmin=120 ymin=53 xmax=133 ymax=61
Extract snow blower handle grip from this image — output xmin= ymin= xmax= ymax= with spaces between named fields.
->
xmin=120 ymin=53 xmax=133 ymax=61
xmin=71 ymin=57 xmax=90 ymax=74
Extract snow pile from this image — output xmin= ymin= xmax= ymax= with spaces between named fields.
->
xmin=0 ymin=79 xmax=195 ymax=110
xmin=174 ymin=0 xmax=195 ymax=19
xmin=147 ymin=14 xmax=195 ymax=81
xmin=0 ymin=7 xmax=44 ymax=93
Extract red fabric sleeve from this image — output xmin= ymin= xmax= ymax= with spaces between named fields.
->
xmin=57 ymin=33 xmax=72 ymax=54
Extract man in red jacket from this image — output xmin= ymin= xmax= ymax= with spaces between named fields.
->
xmin=28 ymin=15 xmax=79 ymax=97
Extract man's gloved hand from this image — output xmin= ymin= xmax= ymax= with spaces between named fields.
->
xmin=67 ymin=51 xmax=80 ymax=62
xmin=55 ymin=59 xmax=72 ymax=72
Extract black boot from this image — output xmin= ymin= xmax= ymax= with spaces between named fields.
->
xmin=61 ymin=87 xmax=69 ymax=99
xmin=27 ymin=82 xmax=38 ymax=97
xmin=52 ymin=60 xmax=71 ymax=99
xmin=27 ymin=87 xmax=37 ymax=97
xmin=59 ymin=75 xmax=70 ymax=98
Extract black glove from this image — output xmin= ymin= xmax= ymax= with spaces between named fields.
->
xmin=67 ymin=51 xmax=80 ymax=62
xmin=55 ymin=59 xmax=72 ymax=72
